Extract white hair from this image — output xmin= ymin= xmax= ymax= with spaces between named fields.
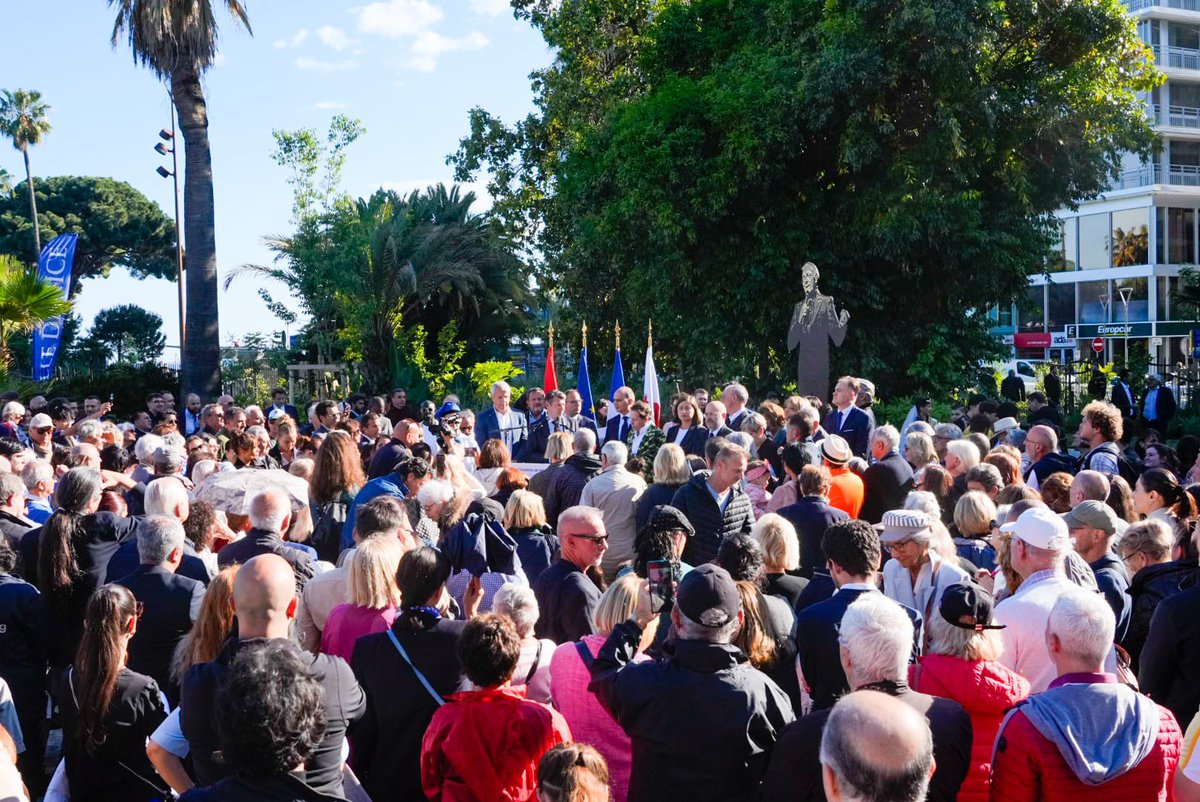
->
xmin=726 ymin=432 xmax=754 ymax=453
xmin=21 ymin=459 xmax=53 ymax=490
xmin=1048 ymin=591 xmax=1115 ymax=667
xmin=76 ymin=419 xmax=103 ymax=443
xmin=1 ymin=401 xmax=24 ymax=421
xmin=244 ymin=405 xmax=264 ymax=418
xmin=799 ymin=406 xmax=820 ymax=424
xmin=417 ymin=479 xmax=456 ymax=507
xmin=601 ymin=440 xmax=628 ymax=466
xmin=676 ymin=608 xmax=740 ymax=644
xmin=945 ymin=440 xmax=980 ymax=469
xmin=162 ymin=431 xmax=186 ymax=449
xmin=839 ymin=592 xmax=913 ymax=684
xmin=740 ymin=412 xmax=767 ymax=435
xmin=558 ymin=505 xmax=605 ymax=533
xmin=190 ymin=459 xmax=219 ymax=487
xmin=248 ymin=488 xmax=290 ymax=532
xmin=872 ymin=424 xmax=900 ymax=452
xmin=137 ymin=514 xmax=186 ymax=565
xmin=573 ymin=428 xmax=597 ymax=454
xmin=144 ymin=477 xmax=190 ymax=518
xmin=904 ymin=491 xmax=941 ymax=519
xmin=135 ymin=434 xmax=165 ymax=466
xmin=493 ymin=584 xmax=540 ymax=638
xmin=723 ymin=383 xmax=749 ymax=404
xmin=933 ymin=423 xmax=963 ymax=440
xmin=491 ymin=381 xmax=511 ymax=395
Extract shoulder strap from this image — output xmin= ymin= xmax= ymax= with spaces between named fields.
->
xmin=574 ymin=639 xmax=595 ymax=668
xmin=524 ymin=640 xmax=545 ymax=685
xmin=387 ymin=628 xmax=445 ymax=707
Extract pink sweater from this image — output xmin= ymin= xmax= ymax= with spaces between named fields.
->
xmin=320 ymin=603 xmax=397 ymax=662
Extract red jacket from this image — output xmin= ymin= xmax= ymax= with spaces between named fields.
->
xmin=421 ymin=685 xmax=572 ymax=802
xmin=989 ymin=677 xmax=1181 ymax=802
xmin=910 ymin=654 xmax=1030 ymax=802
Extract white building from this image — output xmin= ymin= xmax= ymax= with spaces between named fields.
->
xmin=1004 ymin=0 xmax=1200 ymax=365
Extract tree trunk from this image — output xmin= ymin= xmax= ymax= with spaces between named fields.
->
xmin=22 ymin=146 xmax=40 ymax=258
xmin=172 ymin=69 xmax=221 ymax=400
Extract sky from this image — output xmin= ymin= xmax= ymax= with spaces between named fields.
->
xmin=1 ymin=0 xmax=550 ymax=360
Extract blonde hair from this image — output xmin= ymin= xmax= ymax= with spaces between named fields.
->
xmin=347 ymin=537 xmax=403 ymax=608
xmin=545 ymin=431 xmax=573 ymax=463
xmin=953 ymin=491 xmax=996 ymax=538
xmin=504 ymin=489 xmax=547 ymax=530
xmin=905 ymin=432 xmax=936 ymax=467
xmin=928 ymin=612 xmax=1003 ymax=662
xmin=172 ymin=565 xmax=239 ymax=684
xmin=592 ymin=573 xmax=641 ymax=635
xmin=752 ymin=513 xmax=799 ymax=572
xmin=1117 ymin=518 xmax=1174 ymax=563
xmin=653 ymin=443 xmax=691 ymax=485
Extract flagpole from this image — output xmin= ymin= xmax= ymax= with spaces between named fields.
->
xmin=582 ymin=321 xmax=588 ymax=349
xmin=648 ymin=319 xmax=653 ymax=349
xmin=548 ymin=321 xmax=555 ymax=351
xmin=615 ymin=320 xmax=621 ymax=353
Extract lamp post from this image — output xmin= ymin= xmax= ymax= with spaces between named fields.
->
xmin=1118 ymin=285 xmax=1134 ymax=367
xmin=1099 ymin=292 xmax=1111 ymax=365
xmin=154 ymin=110 xmax=185 ymax=372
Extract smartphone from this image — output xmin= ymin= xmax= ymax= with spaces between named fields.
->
xmin=647 ymin=560 xmax=675 ymax=614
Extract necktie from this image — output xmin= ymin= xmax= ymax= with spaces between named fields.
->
xmin=621 ymin=416 xmax=629 ymax=440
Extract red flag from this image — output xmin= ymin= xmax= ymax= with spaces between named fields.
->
xmin=544 ymin=345 xmax=559 ymax=393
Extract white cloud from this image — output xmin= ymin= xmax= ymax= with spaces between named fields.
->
xmin=274 ymin=29 xmax=309 ymax=48
xmin=403 ymin=31 xmax=489 ymax=72
xmin=295 ymin=57 xmax=358 ymax=72
xmin=470 ymin=0 xmax=512 ymax=16
xmin=316 ymin=25 xmax=357 ymax=52
xmin=355 ymin=0 xmax=443 ymax=38
xmin=315 ymin=101 xmax=347 ymax=110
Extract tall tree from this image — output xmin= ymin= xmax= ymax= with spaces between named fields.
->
xmin=0 ymin=254 xmax=71 ymax=368
xmin=88 ymin=304 xmax=166 ymax=364
xmin=0 ymin=175 xmax=176 ymax=294
xmin=0 ymin=89 xmax=52 ymax=258
xmin=108 ymin=0 xmax=252 ymax=400
xmin=453 ymin=0 xmax=1160 ymax=394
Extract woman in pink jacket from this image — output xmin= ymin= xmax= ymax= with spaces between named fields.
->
xmin=909 ymin=582 xmax=1030 ymax=802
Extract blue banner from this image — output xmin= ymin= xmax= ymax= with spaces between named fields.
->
xmin=609 ymin=348 xmax=625 ymax=401
xmin=577 ymin=346 xmax=595 ymax=421
xmin=32 ymin=233 xmax=77 ymax=382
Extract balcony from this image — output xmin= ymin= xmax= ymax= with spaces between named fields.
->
xmin=1170 ymin=163 xmax=1200 ymax=183
xmin=1131 ymin=0 xmax=1200 ymax=11
xmin=1160 ymin=104 xmax=1200 ymax=127
xmin=1108 ymin=163 xmax=1200 ymax=187
xmin=1154 ymin=44 xmax=1200 ymax=68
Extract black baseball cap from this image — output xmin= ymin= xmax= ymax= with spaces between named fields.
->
xmin=939 ymin=582 xmax=1005 ymax=631
xmin=646 ymin=505 xmax=694 ymax=539
xmin=675 ymin=564 xmax=741 ymax=628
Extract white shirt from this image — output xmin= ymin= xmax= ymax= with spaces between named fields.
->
xmin=673 ymin=425 xmax=690 ymax=445
xmin=630 ymin=425 xmax=648 ymax=455
xmin=994 ymin=569 xmax=1076 ymax=692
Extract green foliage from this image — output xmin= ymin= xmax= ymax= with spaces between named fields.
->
xmin=0 ymin=176 xmax=176 ymax=292
xmin=467 ymin=361 xmax=524 ymax=408
xmin=41 ymin=362 xmax=179 ymax=418
xmin=399 ymin=321 xmax=468 ymax=399
xmin=453 ymin=0 xmax=1160 ymax=394
xmin=0 ymin=253 xmax=71 ymax=367
xmin=87 ymin=304 xmax=166 ymax=365
xmin=0 ymin=89 xmax=51 ymax=152
xmin=272 ymin=115 xmax=365 ymax=224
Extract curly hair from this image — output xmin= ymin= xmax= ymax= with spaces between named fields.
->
xmin=215 ymin=640 xmax=326 ymax=779
xmin=457 ymin=613 xmax=522 ymax=689
xmin=1081 ymin=400 xmax=1123 ymax=444
xmin=715 ymin=533 xmax=765 ymax=584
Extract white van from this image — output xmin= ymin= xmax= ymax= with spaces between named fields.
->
xmin=992 ymin=359 xmax=1043 ymax=395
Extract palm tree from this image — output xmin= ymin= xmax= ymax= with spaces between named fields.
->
xmin=108 ymin=0 xmax=251 ymax=400
xmin=0 ymin=255 xmax=72 ymax=369
xmin=0 ymin=89 xmax=52 ymax=258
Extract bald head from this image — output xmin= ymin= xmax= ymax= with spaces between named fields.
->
xmin=232 ymin=554 xmax=298 ymax=637
xmin=821 ymin=691 xmax=933 ymax=802
xmin=1070 ymin=470 xmax=1110 ymax=509
xmin=248 ymin=487 xmax=291 ymax=533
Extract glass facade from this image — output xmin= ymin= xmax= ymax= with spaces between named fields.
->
xmin=1079 ymin=280 xmax=1110 ymax=325
xmin=1020 ymin=285 xmax=1045 ymax=331
xmin=1113 ymin=277 xmax=1150 ymax=322
xmin=1159 ymin=276 xmax=1172 ymax=321
xmin=1169 ymin=207 xmax=1196 ymax=264
xmin=1046 ymin=281 xmax=1074 ymax=331
xmin=1112 ymin=209 xmax=1150 ymax=266
xmin=1079 ymin=213 xmax=1110 ymax=269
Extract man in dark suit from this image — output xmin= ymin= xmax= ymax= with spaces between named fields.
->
xmin=1111 ymin=368 xmax=1136 ymax=420
xmin=266 ymin=388 xmax=299 ymax=423
xmin=703 ymin=400 xmax=735 ymax=439
xmin=1000 ymin=369 xmax=1026 ymax=402
xmin=1141 ymin=372 xmax=1177 ymax=431
xmin=777 ymin=465 xmax=848 ymax=578
xmin=602 ymin=386 xmax=637 ymax=445
xmin=722 ymin=383 xmax=751 ymax=433
xmin=112 ymin=515 xmax=205 ymax=703
xmin=564 ymin=389 xmax=599 ymax=439
xmin=523 ymin=390 xmax=577 ymax=463
xmin=859 ymin=424 xmax=915 ymax=524
xmin=794 ymin=518 xmax=920 ymax=711
xmin=474 ymin=380 xmax=527 ymax=454
xmin=822 ymin=375 xmax=873 ymax=457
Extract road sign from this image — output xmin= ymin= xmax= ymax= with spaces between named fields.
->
xmin=1092 ymin=337 xmax=1105 ymax=353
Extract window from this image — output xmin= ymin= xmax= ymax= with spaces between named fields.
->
xmin=1079 ymin=280 xmax=1110 ymax=325
xmin=1079 ymin=213 xmax=1110 ymax=269
xmin=1112 ymin=208 xmax=1150 ymax=267
xmin=1158 ymin=276 xmax=1172 ymax=320
xmin=1050 ymin=219 xmax=1077 ymax=272
xmin=1020 ymin=285 xmax=1045 ymax=332
xmin=1047 ymin=281 xmax=1074 ymax=331
xmin=1113 ymin=277 xmax=1149 ymax=322
xmin=1169 ymin=207 xmax=1196 ymax=264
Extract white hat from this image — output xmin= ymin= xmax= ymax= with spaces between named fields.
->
xmin=821 ymin=435 xmax=852 ymax=465
xmin=874 ymin=509 xmax=933 ymax=544
xmin=28 ymin=413 xmax=52 ymax=429
xmin=268 ymin=407 xmax=287 ymax=421
xmin=993 ymin=417 xmax=1020 ymax=435
xmin=858 ymin=379 xmax=876 ymax=396
xmin=1000 ymin=506 xmax=1070 ymax=551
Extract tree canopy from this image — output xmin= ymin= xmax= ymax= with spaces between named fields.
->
xmin=0 ymin=175 xmax=176 ymax=296
xmin=88 ymin=303 xmax=166 ymax=365
xmin=452 ymin=0 xmax=1160 ymax=395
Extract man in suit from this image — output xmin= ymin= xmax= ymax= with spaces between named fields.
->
xmin=794 ymin=518 xmax=920 ymax=711
xmin=1141 ymin=372 xmax=1177 ymax=431
xmin=266 ymin=388 xmax=299 ymax=423
xmin=722 ymin=383 xmax=750 ymax=432
xmin=523 ymin=390 xmax=577 ymax=463
xmin=602 ymin=386 xmax=637 ymax=445
xmin=823 ymin=375 xmax=873 ymax=457
xmin=474 ymin=380 xmax=527 ymax=454
xmin=1000 ymin=369 xmax=1026 ymax=403
xmin=703 ymin=400 xmax=735 ymax=439
xmin=777 ymin=465 xmax=848 ymax=577
xmin=859 ymin=425 xmax=915 ymax=524
xmin=564 ymin=389 xmax=599 ymax=439
xmin=1111 ymin=368 xmax=1136 ymax=421
xmin=112 ymin=515 xmax=205 ymax=703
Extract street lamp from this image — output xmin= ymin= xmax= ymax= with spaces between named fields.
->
xmin=1118 ymin=285 xmax=1133 ymax=368
xmin=154 ymin=119 xmax=185 ymax=371
xmin=1099 ymin=292 xmax=1111 ymax=364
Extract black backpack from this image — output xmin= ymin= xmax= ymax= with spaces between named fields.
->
xmin=1081 ymin=443 xmax=1140 ymax=486
xmin=309 ymin=499 xmax=349 ymax=564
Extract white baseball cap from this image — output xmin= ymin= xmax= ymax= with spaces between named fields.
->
xmin=1000 ymin=506 xmax=1070 ymax=551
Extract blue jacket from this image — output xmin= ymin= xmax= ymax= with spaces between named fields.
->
xmin=474 ymin=407 xmax=527 ymax=453
xmin=776 ymin=496 xmax=848 ymax=578
xmin=822 ymin=406 xmax=873 ymax=457
xmin=340 ymin=472 xmax=407 ymax=552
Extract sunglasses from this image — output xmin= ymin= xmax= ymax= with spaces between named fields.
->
xmin=571 ymin=534 xmax=609 ymax=543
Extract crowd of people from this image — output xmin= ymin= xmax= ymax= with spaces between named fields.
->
xmin=0 ymin=373 xmax=1199 ymax=801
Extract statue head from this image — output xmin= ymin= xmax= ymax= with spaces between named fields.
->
xmin=801 ymin=262 xmax=820 ymax=294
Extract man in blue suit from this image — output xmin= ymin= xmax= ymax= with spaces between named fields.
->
xmin=474 ymin=380 xmax=527 ymax=454
xmin=266 ymin=388 xmax=300 ymax=423
xmin=603 ymin=386 xmax=637 ymax=445
xmin=794 ymin=518 xmax=921 ymax=711
xmin=822 ymin=375 xmax=873 ymax=458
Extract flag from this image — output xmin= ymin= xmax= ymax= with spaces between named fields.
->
xmin=577 ymin=346 xmax=595 ymax=421
xmin=643 ymin=343 xmax=661 ymax=426
xmin=607 ymin=346 xmax=626 ymax=421
xmin=32 ymin=234 xmax=78 ymax=382
xmin=543 ymin=345 xmax=559 ymax=393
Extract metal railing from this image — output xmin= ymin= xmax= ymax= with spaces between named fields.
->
xmin=1171 ymin=163 xmax=1200 ymax=184
xmin=1130 ymin=0 xmax=1200 ymax=11
xmin=1167 ymin=103 xmax=1200 ymax=126
xmin=1154 ymin=44 xmax=1200 ymax=69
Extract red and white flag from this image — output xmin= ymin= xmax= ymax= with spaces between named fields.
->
xmin=643 ymin=343 xmax=661 ymax=426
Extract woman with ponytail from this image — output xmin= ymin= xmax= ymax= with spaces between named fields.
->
xmin=61 ymin=584 xmax=168 ymax=801
xmin=1133 ymin=468 xmax=1197 ymax=544
xmin=34 ymin=467 xmax=138 ymax=667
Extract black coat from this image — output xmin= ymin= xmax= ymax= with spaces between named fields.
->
xmin=542 ymin=453 xmax=602 ymax=528
xmin=509 ymin=525 xmax=558 ymax=585
xmin=760 ymin=680 xmax=972 ymax=802
xmin=822 ymin=406 xmax=873 ymax=457
xmin=635 ymin=482 xmax=686 ymax=533
xmin=765 ymin=572 xmax=809 ymax=610
xmin=181 ymin=637 xmax=365 ymax=797
xmin=181 ymin=773 xmax=342 ymax=802
xmin=671 ymin=473 xmax=755 ymax=566
xmin=521 ymin=415 xmax=577 ymax=464
xmin=1044 ymin=372 xmax=1062 ymax=406
xmin=858 ymin=452 xmax=915 ymax=525
xmin=107 ymin=537 xmax=211 ymax=587
xmin=776 ymin=497 xmax=849 ymax=578
xmin=1000 ymin=375 xmax=1026 ymax=402
xmin=1144 ymin=385 xmax=1178 ymax=428
xmin=0 ymin=571 xmax=48 ymax=753
xmin=1138 ymin=582 xmax=1200 ymax=725
xmin=1111 ymin=380 xmax=1136 ymax=418
xmin=349 ymin=616 xmax=466 ymax=802
xmin=588 ymin=621 xmax=796 ymax=802
xmin=1090 ymin=552 xmax=1131 ymax=645
xmin=217 ymin=528 xmax=315 ymax=593
xmin=662 ymin=424 xmax=710 ymax=458
xmin=112 ymin=564 xmax=205 ymax=703
xmin=1124 ymin=559 xmax=1196 ymax=671
xmin=533 ymin=558 xmax=602 ymax=643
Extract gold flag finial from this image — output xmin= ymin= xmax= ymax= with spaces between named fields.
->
xmin=615 ymin=320 xmax=621 ymax=351
xmin=582 ymin=321 xmax=588 ymax=349
xmin=548 ymin=321 xmax=555 ymax=350
xmin=648 ymin=319 xmax=653 ymax=349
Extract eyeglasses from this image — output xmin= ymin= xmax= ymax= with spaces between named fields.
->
xmin=570 ymin=533 xmax=609 ymax=544
xmin=886 ymin=538 xmax=914 ymax=551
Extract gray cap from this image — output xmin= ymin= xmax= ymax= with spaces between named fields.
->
xmin=1061 ymin=500 xmax=1119 ymax=536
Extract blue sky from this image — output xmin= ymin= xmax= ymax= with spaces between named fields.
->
xmin=2 ymin=0 xmax=549 ymax=359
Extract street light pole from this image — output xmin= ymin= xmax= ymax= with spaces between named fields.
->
xmin=1099 ymin=292 xmax=1111 ymax=365
xmin=1119 ymin=286 xmax=1133 ymax=368
xmin=155 ymin=98 xmax=185 ymax=372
